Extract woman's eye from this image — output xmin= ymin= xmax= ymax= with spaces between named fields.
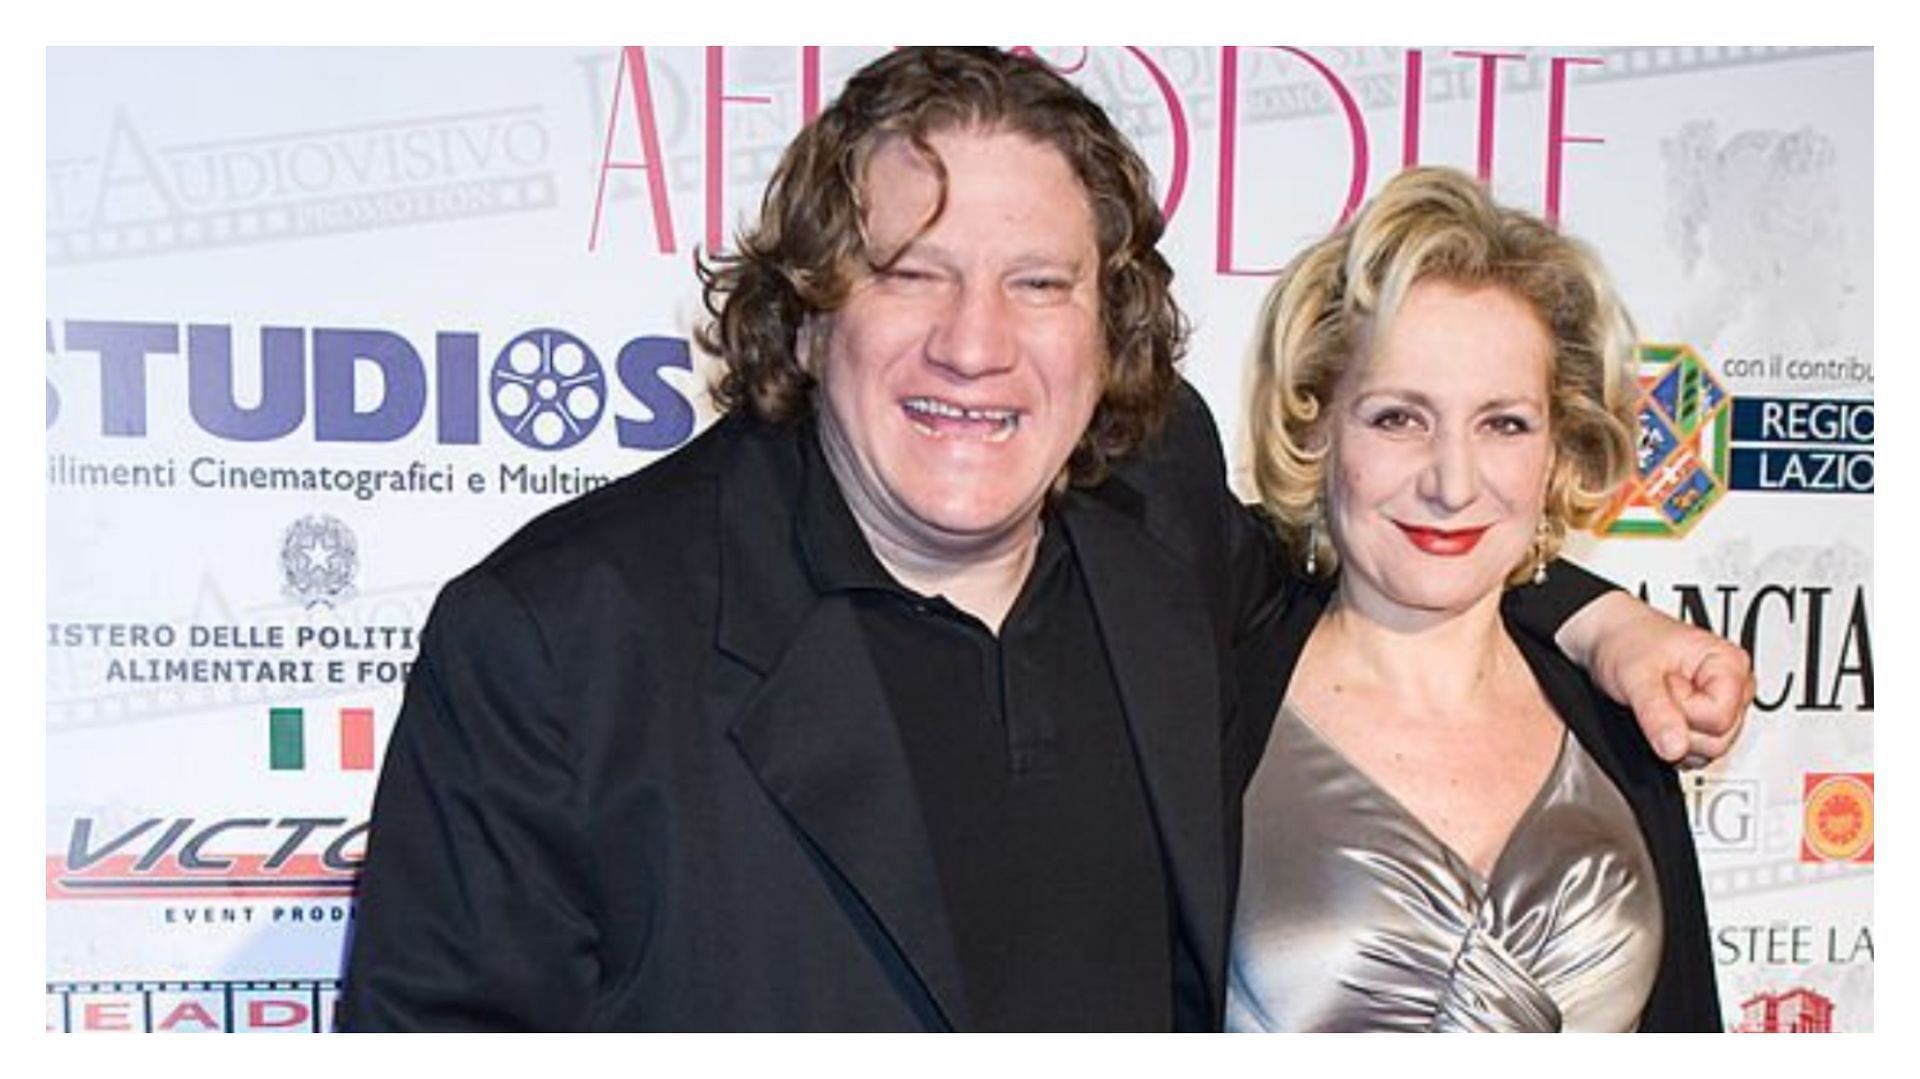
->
xmin=1369 ymin=408 xmax=1421 ymax=432
xmin=1486 ymin=414 xmax=1535 ymax=435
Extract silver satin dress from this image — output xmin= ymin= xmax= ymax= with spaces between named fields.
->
xmin=1227 ymin=703 xmax=1663 ymax=1032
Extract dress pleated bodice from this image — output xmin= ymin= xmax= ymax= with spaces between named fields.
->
xmin=1227 ymin=702 xmax=1663 ymax=1032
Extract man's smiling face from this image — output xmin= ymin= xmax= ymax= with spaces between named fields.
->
xmin=812 ymin=125 xmax=1106 ymax=561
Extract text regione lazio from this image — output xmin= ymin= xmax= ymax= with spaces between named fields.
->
xmin=46 ymin=47 xmax=1871 ymax=1033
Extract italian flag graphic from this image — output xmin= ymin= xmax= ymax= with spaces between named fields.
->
xmin=269 ymin=707 xmax=375 ymax=771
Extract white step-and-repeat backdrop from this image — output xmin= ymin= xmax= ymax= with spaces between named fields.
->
xmin=45 ymin=46 xmax=1872 ymax=1033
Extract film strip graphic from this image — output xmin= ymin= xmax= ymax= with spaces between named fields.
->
xmin=1566 ymin=45 xmax=1866 ymax=88
xmin=1230 ymin=45 xmax=1866 ymax=127
xmin=47 ymin=978 xmax=341 ymax=1033
xmin=1438 ymin=45 xmax=1866 ymax=98
xmin=48 ymin=105 xmax=558 ymax=268
xmin=46 ymin=176 xmax=556 ymax=267
xmin=46 ymin=581 xmax=438 ymax=737
xmin=1703 ymin=854 xmax=1871 ymax=902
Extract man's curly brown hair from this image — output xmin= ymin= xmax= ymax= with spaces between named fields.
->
xmin=697 ymin=47 xmax=1188 ymax=485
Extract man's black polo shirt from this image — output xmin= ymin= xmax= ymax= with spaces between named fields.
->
xmin=796 ymin=429 xmax=1175 ymax=1031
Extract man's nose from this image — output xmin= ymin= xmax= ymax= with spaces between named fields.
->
xmin=927 ymin=282 xmax=1015 ymax=377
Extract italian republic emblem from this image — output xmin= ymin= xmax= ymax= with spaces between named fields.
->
xmin=281 ymin=514 xmax=359 ymax=608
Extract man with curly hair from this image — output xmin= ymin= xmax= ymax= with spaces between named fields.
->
xmin=341 ymin=47 xmax=1749 ymax=1031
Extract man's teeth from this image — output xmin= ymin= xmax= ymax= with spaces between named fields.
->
xmin=904 ymin=398 xmax=1016 ymax=422
xmin=903 ymin=398 xmax=1020 ymax=439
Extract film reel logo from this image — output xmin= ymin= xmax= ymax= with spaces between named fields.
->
xmin=490 ymin=329 xmax=608 ymax=450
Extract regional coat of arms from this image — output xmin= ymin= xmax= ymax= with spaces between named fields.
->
xmin=1595 ymin=344 xmax=1732 ymax=538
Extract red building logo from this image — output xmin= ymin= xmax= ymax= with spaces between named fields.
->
xmin=1734 ymin=988 xmax=1835 ymax=1033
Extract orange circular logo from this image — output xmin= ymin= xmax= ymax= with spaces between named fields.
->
xmin=1804 ymin=775 xmax=1874 ymax=862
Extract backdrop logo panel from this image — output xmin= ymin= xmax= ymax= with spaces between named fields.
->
xmin=1637 ymin=579 xmax=1871 ymax=716
xmin=1728 ymin=397 xmax=1873 ymax=495
xmin=490 ymin=330 xmax=609 ymax=450
xmin=46 ymin=816 xmax=366 ymax=900
xmin=1800 ymin=773 xmax=1873 ymax=864
xmin=1714 ymin=921 xmax=1873 ymax=968
xmin=47 ymin=980 xmax=343 ymax=1033
xmin=1731 ymin=987 xmax=1836 ymax=1033
xmin=281 ymin=515 xmax=359 ymax=607
xmin=46 ymin=319 xmax=702 ymax=457
xmin=48 ymin=99 xmax=557 ymax=268
xmin=1599 ymin=344 xmax=1732 ymax=538
xmin=1599 ymin=345 xmax=1872 ymax=538
xmin=269 ymin=706 xmax=379 ymax=772
xmin=1684 ymin=774 xmax=1761 ymax=854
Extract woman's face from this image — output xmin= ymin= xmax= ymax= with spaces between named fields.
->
xmin=1322 ymin=279 xmax=1555 ymax=623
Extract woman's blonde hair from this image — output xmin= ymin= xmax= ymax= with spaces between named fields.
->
xmin=1249 ymin=166 xmax=1639 ymax=583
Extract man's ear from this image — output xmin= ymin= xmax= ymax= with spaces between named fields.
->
xmin=797 ymin=315 xmax=828 ymax=379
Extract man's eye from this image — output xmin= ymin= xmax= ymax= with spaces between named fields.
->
xmin=874 ymin=263 xmax=946 ymax=288
xmin=1016 ymin=276 xmax=1071 ymax=293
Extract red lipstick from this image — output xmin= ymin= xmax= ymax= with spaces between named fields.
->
xmin=1397 ymin=524 xmax=1489 ymax=556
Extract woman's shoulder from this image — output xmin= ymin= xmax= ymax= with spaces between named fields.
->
xmin=1504 ymin=618 xmax=1672 ymax=786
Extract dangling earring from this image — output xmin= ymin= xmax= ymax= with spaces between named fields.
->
xmin=1531 ymin=518 xmax=1550 ymax=585
xmin=1305 ymin=517 xmax=1320 ymax=576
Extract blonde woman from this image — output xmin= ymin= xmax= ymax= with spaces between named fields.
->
xmin=1227 ymin=168 xmax=1719 ymax=1032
